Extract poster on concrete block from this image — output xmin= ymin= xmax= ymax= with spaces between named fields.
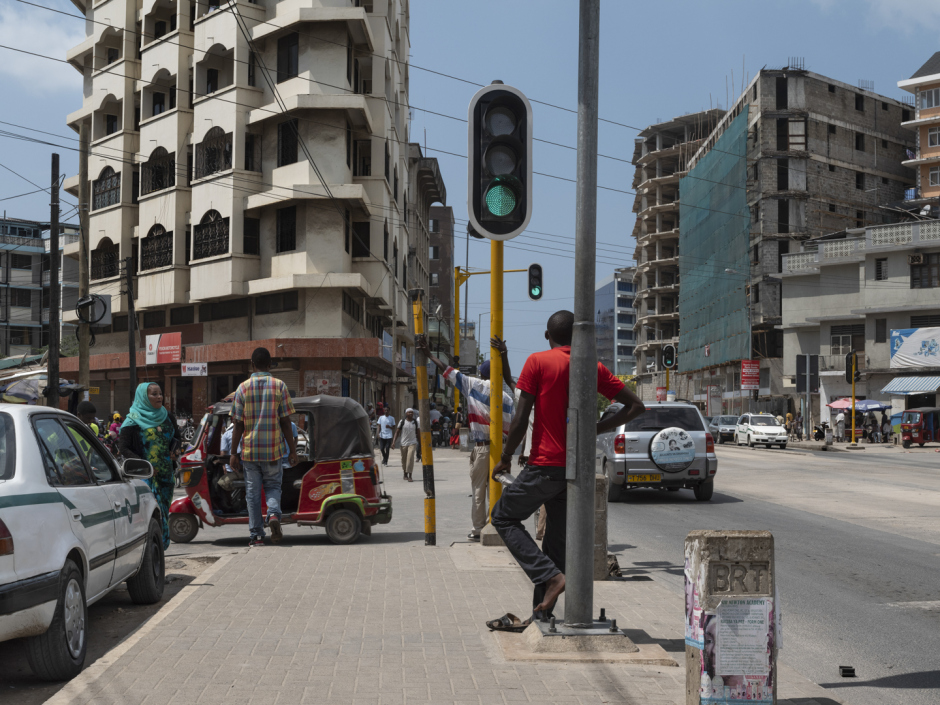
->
xmin=699 ymin=598 xmax=774 ymax=704
xmin=684 ymin=546 xmax=707 ymax=648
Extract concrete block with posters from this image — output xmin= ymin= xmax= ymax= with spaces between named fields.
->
xmin=684 ymin=530 xmax=778 ymax=705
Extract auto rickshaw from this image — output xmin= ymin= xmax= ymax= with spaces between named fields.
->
xmin=899 ymin=407 xmax=940 ymax=448
xmin=168 ymin=395 xmax=392 ymax=544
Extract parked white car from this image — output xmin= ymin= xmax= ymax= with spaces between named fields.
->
xmin=734 ymin=413 xmax=788 ymax=449
xmin=0 ymin=404 xmax=164 ymax=681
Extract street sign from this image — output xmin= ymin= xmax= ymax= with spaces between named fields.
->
xmin=181 ymin=362 xmax=207 ymax=377
xmin=467 ymin=83 xmax=533 ymax=240
xmin=741 ymin=359 xmax=760 ymax=390
xmin=795 ymin=354 xmax=819 ymax=394
xmin=88 ymin=386 xmax=100 ymax=395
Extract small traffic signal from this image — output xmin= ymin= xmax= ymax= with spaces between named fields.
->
xmin=844 ymin=351 xmax=861 ymax=384
xmin=662 ymin=344 xmax=677 ymax=369
xmin=467 ymin=82 xmax=533 ymax=241
xmin=527 ymin=263 xmax=543 ymax=300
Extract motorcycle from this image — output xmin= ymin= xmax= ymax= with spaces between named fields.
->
xmin=431 ymin=419 xmax=444 ymax=448
xmin=813 ymin=421 xmax=830 ymax=442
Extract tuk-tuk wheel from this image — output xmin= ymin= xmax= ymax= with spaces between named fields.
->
xmin=169 ymin=513 xmax=199 ymax=543
xmin=903 ymin=440 xmax=912 ymax=449
xmin=325 ymin=509 xmax=362 ymax=545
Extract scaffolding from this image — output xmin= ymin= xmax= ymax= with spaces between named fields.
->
xmin=678 ymin=108 xmax=751 ymax=372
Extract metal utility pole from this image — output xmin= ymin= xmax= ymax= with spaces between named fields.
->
xmin=48 ymin=154 xmax=61 ymax=409
xmin=488 ymin=240 xmax=504 ymax=518
xmin=851 ymin=351 xmax=857 ymax=444
xmin=565 ymin=0 xmax=601 ymax=628
xmin=411 ymin=289 xmax=436 ymax=545
xmin=123 ymin=256 xmax=137 ymax=406
xmin=78 ymin=122 xmax=90 ymax=388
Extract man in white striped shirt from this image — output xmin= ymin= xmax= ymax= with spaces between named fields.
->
xmin=416 ymin=335 xmax=514 ymax=540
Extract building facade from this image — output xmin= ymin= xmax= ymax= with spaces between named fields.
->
xmin=0 ymin=217 xmax=79 ymax=357
xmin=631 ymin=110 xmax=724 ymax=379
xmin=64 ymin=0 xmax=445 ymax=418
xmin=595 ymin=266 xmax=636 ymax=377
xmin=782 ymin=220 xmax=940 ymax=423
xmin=899 ymin=51 xmax=940 ymax=210
xmin=646 ymin=68 xmax=916 ymax=411
xmin=427 ymin=205 xmax=454 ymax=404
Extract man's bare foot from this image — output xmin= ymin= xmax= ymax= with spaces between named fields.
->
xmin=535 ymin=573 xmax=566 ymax=614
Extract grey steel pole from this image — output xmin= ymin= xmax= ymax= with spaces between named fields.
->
xmin=48 ymin=154 xmax=60 ymax=409
xmin=564 ymin=0 xmax=600 ymax=629
xmin=78 ymin=121 xmax=90 ymax=389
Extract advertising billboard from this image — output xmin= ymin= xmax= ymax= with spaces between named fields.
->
xmin=890 ymin=327 xmax=940 ymax=368
xmin=741 ymin=359 xmax=760 ymax=390
xmin=145 ymin=332 xmax=181 ymax=365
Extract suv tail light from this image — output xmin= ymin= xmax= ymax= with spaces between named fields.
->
xmin=705 ymin=433 xmax=715 ymax=454
xmin=614 ymin=434 xmax=625 ymax=454
xmin=0 ymin=518 xmax=13 ymax=556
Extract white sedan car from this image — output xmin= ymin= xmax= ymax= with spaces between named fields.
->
xmin=0 ymin=404 xmax=164 ymax=681
xmin=734 ymin=413 xmax=789 ymax=449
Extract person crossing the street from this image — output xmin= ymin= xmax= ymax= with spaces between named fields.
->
xmin=416 ymin=335 xmax=514 ymax=542
xmin=391 ymin=408 xmax=419 ymax=482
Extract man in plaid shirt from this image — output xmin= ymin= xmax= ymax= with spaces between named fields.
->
xmin=230 ymin=347 xmax=298 ymax=547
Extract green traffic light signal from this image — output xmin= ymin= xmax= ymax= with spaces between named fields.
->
xmin=485 ymin=181 xmax=517 ymax=216
xmin=530 ymin=285 xmax=542 ymax=298
xmin=527 ymin=263 xmax=543 ymax=301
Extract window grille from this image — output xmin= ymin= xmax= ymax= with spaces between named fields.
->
xmin=140 ymin=148 xmax=175 ymax=195
xmin=140 ymin=224 xmax=173 ymax=270
xmin=91 ymin=240 xmax=119 ymax=280
xmin=92 ymin=167 xmax=120 ymax=210
xmin=194 ymin=128 xmax=232 ymax=179
xmin=192 ymin=210 xmax=229 ymax=259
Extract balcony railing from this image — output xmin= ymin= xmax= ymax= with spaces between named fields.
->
xmin=192 ymin=216 xmax=229 ymax=259
xmin=194 ymin=132 xmax=233 ymax=180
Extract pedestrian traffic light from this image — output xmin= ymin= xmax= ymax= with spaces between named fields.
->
xmin=527 ymin=263 xmax=543 ymax=300
xmin=662 ymin=344 xmax=677 ymax=369
xmin=467 ymin=82 xmax=533 ymax=241
xmin=844 ymin=351 xmax=861 ymax=384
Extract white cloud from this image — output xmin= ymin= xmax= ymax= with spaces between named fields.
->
xmin=0 ymin=3 xmax=86 ymax=95
xmin=811 ymin=0 xmax=940 ymax=32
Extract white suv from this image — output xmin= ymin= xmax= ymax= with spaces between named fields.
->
xmin=734 ymin=413 xmax=788 ymax=449
xmin=0 ymin=405 xmax=163 ymax=681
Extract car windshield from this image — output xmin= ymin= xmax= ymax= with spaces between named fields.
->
xmin=902 ymin=412 xmax=921 ymax=424
xmin=0 ymin=412 xmax=14 ymax=480
xmin=750 ymin=417 xmax=777 ymax=426
xmin=622 ymin=407 xmax=705 ymax=432
xmin=718 ymin=416 xmax=738 ymax=424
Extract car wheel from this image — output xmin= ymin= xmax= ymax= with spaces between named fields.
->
xmin=604 ymin=462 xmax=621 ymax=503
xmin=779 ymin=444 xmax=787 ymax=450
xmin=326 ymin=509 xmax=362 ymax=545
xmin=169 ymin=512 xmax=199 ymax=543
xmin=127 ymin=518 xmax=166 ymax=605
xmin=694 ymin=480 xmax=714 ymax=502
xmin=717 ymin=435 xmax=723 ymax=445
xmin=26 ymin=559 xmax=86 ymax=681
xmin=748 ymin=435 xmax=755 ymax=448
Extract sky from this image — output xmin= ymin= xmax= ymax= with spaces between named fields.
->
xmin=1 ymin=0 xmax=940 ymax=373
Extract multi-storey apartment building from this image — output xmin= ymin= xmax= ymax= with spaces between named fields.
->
xmin=427 ymin=204 xmax=454 ymax=390
xmin=63 ymin=0 xmax=444 ymax=418
xmin=0 ymin=217 xmax=79 ymax=357
xmin=631 ymin=110 xmax=724 ymax=379
xmin=657 ymin=67 xmax=916 ymax=413
xmin=899 ymin=51 xmax=940 ymax=210
xmin=595 ymin=266 xmax=636 ymax=377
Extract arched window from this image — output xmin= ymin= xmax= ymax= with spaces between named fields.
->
xmin=140 ymin=147 xmax=175 ymax=196
xmin=194 ymin=127 xmax=232 ymax=180
xmin=91 ymin=238 xmax=119 ymax=280
xmin=92 ymin=166 xmax=120 ymax=210
xmin=141 ymin=223 xmax=173 ymax=270
xmin=193 ymin=209 xmax=229 ymax=260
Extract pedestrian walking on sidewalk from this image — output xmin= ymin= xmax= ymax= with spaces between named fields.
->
xmin=392 ymin=408 xmax=419 ymax=481
xmin=119 ymin=382 xmax=182 ymax=550
xmin=794 ymin=413 xmax=803 ymax=441
xmin=882 ymin=412 xmax=891 ymax=443
xmin=416 ymin=334 xmax=514 ymax=542
xmin=229 ymin=347 xmax=298 ymax=547
xmin=489 ymin=311 xmax=645 ymax=622
xmin=377 ymin=409 xmax=395 ymax=466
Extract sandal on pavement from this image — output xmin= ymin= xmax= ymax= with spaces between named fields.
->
xmin=486 ymin=613 xmax=530 ymax=633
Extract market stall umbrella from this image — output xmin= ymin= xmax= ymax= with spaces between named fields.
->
xmin=826 ymin=398 xmax=854 ymax=409
xmin=826 ymin=398 xmax=891 ymax=412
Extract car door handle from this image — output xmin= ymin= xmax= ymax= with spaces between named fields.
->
xmin=71 ymin=510 xmax=82 ymax=521
xmin=113 ymin=501 xmax=122 ymax=510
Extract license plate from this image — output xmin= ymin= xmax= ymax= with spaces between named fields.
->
xmin=627 ymin=473 xmax=662 ymax=482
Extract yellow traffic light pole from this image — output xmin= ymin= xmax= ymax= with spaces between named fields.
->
xmin=489 ymin=240 xmax=505 ymax=519
xmin=411 ymin=289 xmax=436 ymax=546
xmin=851 ymin=352 xmax=857 ymax=445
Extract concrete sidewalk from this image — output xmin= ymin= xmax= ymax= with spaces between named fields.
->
xmin=47 ymin=539 xmax=849 ymax=705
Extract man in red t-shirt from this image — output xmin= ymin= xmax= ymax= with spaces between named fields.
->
xmin=490 ymin=311 xmax=645 ymax=620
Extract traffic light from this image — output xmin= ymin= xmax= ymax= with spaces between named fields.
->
xmin=844 ymin=351 xmax=861 ymax=383
xmin=662 ymin=344 xmax=677 ymax=369
xmin=467 ymin=82 xmax=533 ymax=241
xmin=527 ymin=263 xmax=543 ymax=300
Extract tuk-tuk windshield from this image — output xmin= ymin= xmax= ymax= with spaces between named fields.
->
xmin=902 ymin=411 xmax=921 ymax=424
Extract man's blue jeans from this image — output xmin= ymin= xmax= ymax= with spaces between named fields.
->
xmin=243 ymin=460 xmax=283 ymax=539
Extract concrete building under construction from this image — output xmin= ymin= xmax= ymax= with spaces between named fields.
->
xmin=630 ymin=109 xmax=725 ymax=381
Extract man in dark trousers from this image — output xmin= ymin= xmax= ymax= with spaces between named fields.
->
xmin=490 ymin=311 xmax=645 ymax=620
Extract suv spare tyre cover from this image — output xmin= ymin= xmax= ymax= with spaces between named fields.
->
xmin=648 ymin=427 xmax=697 ymax=473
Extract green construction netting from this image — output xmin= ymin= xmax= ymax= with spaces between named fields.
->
xmin=678 ymin=108 xmax=751 ymax=371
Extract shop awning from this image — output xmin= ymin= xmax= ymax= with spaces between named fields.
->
xmin=881 ymin=375 xmax=940 ymax=395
